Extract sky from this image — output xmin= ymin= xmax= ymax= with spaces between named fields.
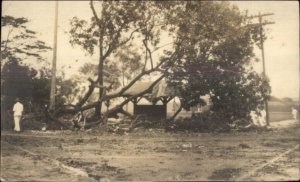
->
xmin=2 ymin=1 xmax=299 ymax=100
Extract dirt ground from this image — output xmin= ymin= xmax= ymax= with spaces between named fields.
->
xmin=1 ymin=119 xmax=299 ymax=181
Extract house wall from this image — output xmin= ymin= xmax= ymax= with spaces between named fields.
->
xmin=134 ymin=104 xmax=167 ymax=120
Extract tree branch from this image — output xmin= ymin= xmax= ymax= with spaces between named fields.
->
xmin=143 ymin=38 xmax=154 ymax=69
xmin=90 ymin=0 xmax=101 ymax=25
xmin=103 ymin=28 xmax=139 ymax=61
xmin=108 ymin=58 xmax=168 ymax=99
xmin=104 ymin=73 xmax=166 ymax=117
xmin=151 ymin=42 xmax=174 ymax=53
xmin=75 ymin=78 xmax=97 ymax=107
xmin=2 ymin=27 xmax=14 ymax=54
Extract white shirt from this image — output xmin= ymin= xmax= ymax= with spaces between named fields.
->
xmin=13 ymin=102 xmax=24 ymax=116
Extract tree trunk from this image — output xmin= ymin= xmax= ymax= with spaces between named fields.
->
xmin=95 ymin=34 xmax=104 ymax=117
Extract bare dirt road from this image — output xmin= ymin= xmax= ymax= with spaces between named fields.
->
xmin=1 ymin=119 xmax=299 ymax=181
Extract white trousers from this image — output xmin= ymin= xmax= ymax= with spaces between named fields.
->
xmin=292 ymin=113 xmax=297 ymax=120
xmin=14 ymin=115 xmax=22 ymax=131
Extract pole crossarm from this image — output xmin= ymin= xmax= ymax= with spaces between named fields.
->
xmin=244 ymin=21 xmax=275 ymax=27
xmin=245 ymin=13 xmax=274 ymax=19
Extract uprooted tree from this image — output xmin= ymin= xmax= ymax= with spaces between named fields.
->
xmin=52 ymin=1 xmax=270 ymax=128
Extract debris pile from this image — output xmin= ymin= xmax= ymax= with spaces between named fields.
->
xmin=107 ymin=114 xmax=162 ymax=134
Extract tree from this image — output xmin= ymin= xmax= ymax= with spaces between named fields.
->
xmin=56 ymin=1 xmax=271 ymax=129
xmin=1 ymin=15 xmax=51 ymax=64
xmin=1 ymin=15 xmax=51 ymax=116
xmin=1 ymin=59 xmax=36 ymax=110
xmin=67 ymin=0 xmax=175 ymax=120
xmin=165 ymin=1 xmax=271 ymax=122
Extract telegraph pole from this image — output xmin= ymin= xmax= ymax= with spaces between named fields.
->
xmin=49 ymin=0 xmax=58 ymax=110
xmin=247 ymin=13 xmax=274 ymax=126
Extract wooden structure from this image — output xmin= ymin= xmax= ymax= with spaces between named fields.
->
xmin=110 ymin=80 xmax=175 ymax=120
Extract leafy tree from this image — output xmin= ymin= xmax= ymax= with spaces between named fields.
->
xmin=1 ymin=15 xmax=51 ymax=64
xmin=165 ymin=1 xmax=271 ymax=122
xmin=68 ymin=0 xmax=173 ymax=117
xmin=1 ymin=15 xmax=51 ymax=114
xmin=63 ymin=1 xmax=271 ymax=127
xmin=1 ymin=59 xmax=36 ymax=110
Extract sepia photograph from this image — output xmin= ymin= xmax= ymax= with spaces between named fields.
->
xmin=1 ymin=0 xmax=299 ymax=181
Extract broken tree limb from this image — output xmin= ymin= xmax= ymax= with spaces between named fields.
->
xmin=76 ymin=78 xmax=98 ymax=108
xmin=48 ymin=71 xmax=167 ymax=129
xmin=58 ymin=61 xmax=171 ymax=115
xmin=53 ymin=54 xmax=175 ymax=127
xmin=108 ymin=59 xmax=168 ymax=99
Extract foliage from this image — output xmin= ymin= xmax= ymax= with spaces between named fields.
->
xmin=1 ymin=15 xmax=51 ymax=63
xmin=1 ymin=59 xmax=36 ymax=110
xmin=68 ymin=1 xmax=174 ymax=115
xmin=165 ymin=1 xmax=271 ymax=122
xmin=66 ymin=1 xmax=272 ymax=124
xmin=1 ymin=15 xmax=52 ymax=113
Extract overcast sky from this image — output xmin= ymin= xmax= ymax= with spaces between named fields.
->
xmin=2 ymin=1 xmax=299 ymax=100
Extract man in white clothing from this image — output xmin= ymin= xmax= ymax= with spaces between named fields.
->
xmin=13 ymin=98 xmax=24 ymax=132
xmin=292 ymin=107 xmax=298 ymax=120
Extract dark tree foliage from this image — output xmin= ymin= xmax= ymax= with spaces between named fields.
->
xmin=1 ymin=15 xmax=52 ymax=113
xmin=165 ymin=1 xmax=271 ymax=122
xmin=1 ymin=15 xmax=51 ymax=62
xmin=1 ymin=59 xmax=36 ymax=110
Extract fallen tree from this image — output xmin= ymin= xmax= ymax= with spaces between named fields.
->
xmin=47 ymin=1 xmax=272 ymax=130
xmin=47 ymin=0 xmax=180 ymax=129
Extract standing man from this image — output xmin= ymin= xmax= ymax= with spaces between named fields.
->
xmin=291 ymin=107 xmax=298 ymax=120
xmin=13 ymin=98 xmax=24 ymax=132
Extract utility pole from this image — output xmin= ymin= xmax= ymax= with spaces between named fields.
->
xmin=246 ymin=13 xmax=274 ymax=126
xmin=49 ymin=0 xmax=58 ymax=110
